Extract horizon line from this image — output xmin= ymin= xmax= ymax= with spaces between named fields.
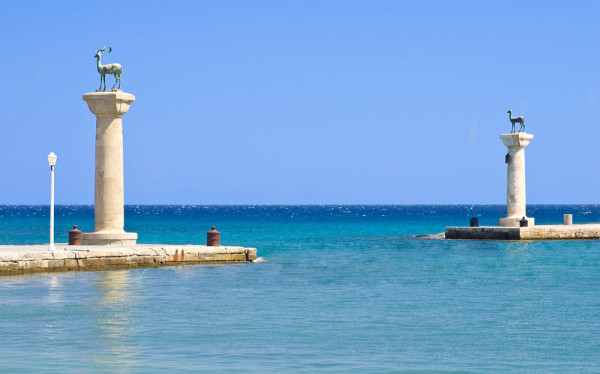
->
xmin=1 ymin=203 xmax=599 ymax=207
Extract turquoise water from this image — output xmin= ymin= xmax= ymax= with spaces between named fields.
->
xmin=1 ymin=205 xmax=600 ymax=372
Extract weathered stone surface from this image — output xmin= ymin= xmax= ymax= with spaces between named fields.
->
xmin=0 ymin=244 xmax=259 ymax=274
xmin=133 ymin=256 xmax=157 ymax=265
xmin=0 ymin=253 xmax=21 ymax=262
xmin=22 ymin=252 xmax=45 ymax=261
xmin=499 ymin=132 xmax=534 ymax=227
xmin=82 ymin=91 xmax=137 ymax=245
xmin=52 ymin=251 xmax=75 ymax=260
xmin=246 ymin=248 xmax=258 ymax=261
xmin=445 ymin=226 xmax=520 ymax=240
xmin=224 ymin=254 xmax=247 ymax=261
xmin=445 ymin=224 xmax=600 ymax=240
xmin=25 ymin=260 xmax=43 ymax=269
xmin=47 ymin=259 xmax=66 ymax=269
xmin=564 ymin=214 xmax=573 ymax=225
xmin=81 ymin=233 xmax=137 ymax=246
xmin=0 ymin=262 xmax=16 ymax=270
xmin=415 ymin=233 xmax=446 ymax=240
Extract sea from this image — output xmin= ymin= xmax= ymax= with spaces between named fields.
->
xmin=1 ymin=205 xmax=599 ymax=373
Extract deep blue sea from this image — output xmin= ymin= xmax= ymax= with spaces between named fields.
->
xmin=1 ymin=205 xmax=600 ymax=373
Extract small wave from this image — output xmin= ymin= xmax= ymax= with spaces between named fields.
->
xmin=253 ymin=257 xmax=267 ymax=263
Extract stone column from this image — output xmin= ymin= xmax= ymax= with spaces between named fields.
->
xmin=81 ymin=92 xmax=137 ymax=245
xmin=499 ymin=132 xmax=535 ymax=227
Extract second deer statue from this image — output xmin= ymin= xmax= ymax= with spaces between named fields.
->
xmin=94 ymin=47 xmax=123 ymax=91
xmin=507 ymin=110 xmax=525 ymax=133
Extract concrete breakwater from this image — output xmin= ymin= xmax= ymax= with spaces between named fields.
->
xmin=0 ymin=244 xmax=258 ymax=275
xmin=445 ymin=224 xmax=600 ymax=240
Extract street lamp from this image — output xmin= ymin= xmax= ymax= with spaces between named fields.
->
xmin=48 ymin=152 xmax=57 ymax=251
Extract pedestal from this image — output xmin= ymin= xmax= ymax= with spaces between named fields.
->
xmin=499 ymin=132 xmax=534 ymax=227
xmin=81 ymin=91 xmax=137 ymax=245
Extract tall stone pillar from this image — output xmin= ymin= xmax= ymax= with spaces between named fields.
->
xmin=499 ymin=132 xmax=534 ymax=227
xmin=81 ymin=92 xmax=137 ymax=245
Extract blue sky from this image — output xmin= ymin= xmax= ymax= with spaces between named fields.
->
xmin=0 ymin=1 xmax=599 ymax=204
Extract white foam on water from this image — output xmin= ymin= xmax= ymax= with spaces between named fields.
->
xmin=253 ymin=257 xmax=267 ymax=263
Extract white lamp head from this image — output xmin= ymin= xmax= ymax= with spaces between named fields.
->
xmin=47 ymin=152 xmax=57 ymax=167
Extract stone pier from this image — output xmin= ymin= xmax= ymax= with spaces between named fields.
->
xmin=81 ymin=92 xmax=137 ymax=245
xmin=499 ymin=132 xmax=535 ymax=227
xmin=0 ymin=245 xmax=258 ymax=275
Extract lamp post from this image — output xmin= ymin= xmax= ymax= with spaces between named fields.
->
xmin=48 ymin=152 xmax=57 ymax=251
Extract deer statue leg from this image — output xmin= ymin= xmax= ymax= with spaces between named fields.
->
xmin=111 ymin=74 xmax=121 ymax=90
xmin=111 ymin=74 xmax=118 ymax=90
xmin=98 ymin=75 xmax=103 ymax=91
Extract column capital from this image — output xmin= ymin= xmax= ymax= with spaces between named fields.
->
xmin=500 ymin=132 xmax=533 ymax=148
xmin=82 ymin=91 xmax=135 ymax=116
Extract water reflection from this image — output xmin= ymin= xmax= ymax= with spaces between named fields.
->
xmin=505 ymin=241 xmax=531 ymax=254
xmin=93 ymin=270 xmax=139 ymax=371
xmin=39 ymin=274 xmax=67 ymax=350
xmin=46 ymin=274 xmax=63 ymax=304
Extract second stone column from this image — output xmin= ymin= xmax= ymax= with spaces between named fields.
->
xmin=499 ymin=132 xmax=535 ymax=227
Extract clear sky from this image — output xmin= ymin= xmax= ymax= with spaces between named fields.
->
xmin=0 ymin=1 xmax=599 ymax=204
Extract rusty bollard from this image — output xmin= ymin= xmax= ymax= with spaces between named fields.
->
xmin=470 ymin=217 xmax=479 ymax=227
xmin=519 ymin=217 xmax=529 ymax=227
xmin=69 ymin=225 xmax=82 ymax=245
xmin=207 ymin=226 xmax=220 ymax=246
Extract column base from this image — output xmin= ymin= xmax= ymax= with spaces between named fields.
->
xmin=499 ymin=217 xmax=535 ymax=227
xmin=81 ymin=231 xmax=137 ymax=246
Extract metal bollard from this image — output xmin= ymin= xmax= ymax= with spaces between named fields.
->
xmin=564 ymin=214 xmax=573 ymax=225
xmin=207 ymin=226 xmax=220 ymax=246
xmin=69 ymin=225 xmax=82 ymax=245
xmin=470 ymin=217 xmax=479 ymax=227
xmin=519 ymin=217 xmax=528 ymax=227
